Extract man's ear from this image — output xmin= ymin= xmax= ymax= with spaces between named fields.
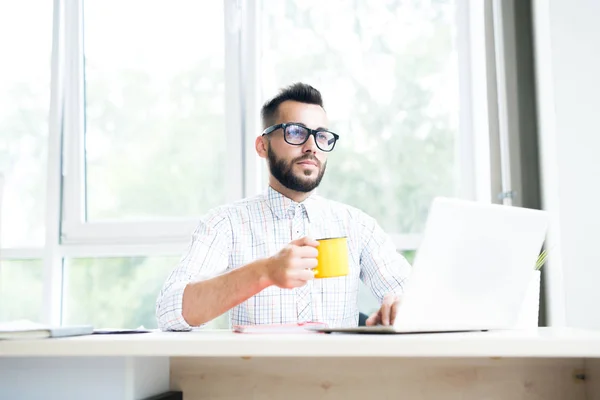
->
xmin=255 ymin=135 xmax=268 ymax=159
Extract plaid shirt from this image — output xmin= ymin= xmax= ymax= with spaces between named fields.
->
xmin=156 ymin=186 xmax=412 ymax=331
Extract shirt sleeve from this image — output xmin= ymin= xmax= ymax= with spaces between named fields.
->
xmin=358 ymin=212 xmax=412 ymax=303
xmin=155 ymin=209 xmax=232 ymax=331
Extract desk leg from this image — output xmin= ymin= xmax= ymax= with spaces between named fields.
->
xmin=0 ymin=356 xmax=170 ymax=400
xmin=171 ymin=357 xmax=586 ymax=400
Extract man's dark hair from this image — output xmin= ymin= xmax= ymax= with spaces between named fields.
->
xmin=261 ymin=83 xmax=324 ymax=129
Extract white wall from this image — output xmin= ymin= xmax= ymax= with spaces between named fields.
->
xmin=0 ymin=357 xmax=169 ymax=399
xmin=533 ymin=0 xmax=600 ymax=329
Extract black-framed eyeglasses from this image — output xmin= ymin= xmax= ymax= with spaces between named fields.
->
xmin=262 ymin=122 xmax=340 ymax=152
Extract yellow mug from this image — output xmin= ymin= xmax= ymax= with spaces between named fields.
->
xmin=314 ymin=236 xmax=349 ymax=279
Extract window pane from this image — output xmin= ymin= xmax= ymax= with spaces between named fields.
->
xmin=63 ymin=256 xmax=178 ymax=329
xmin=0 ymin=260 xmax=44 ymax=322
xmin=83 ymin=1 xmax=226 ymax=221
xmin=260 ymin=0 xmax=460 ymax=233
xmin=0 ymin=3 xmax=52 ymax=247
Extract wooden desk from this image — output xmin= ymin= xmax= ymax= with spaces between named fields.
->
xmin=2 ymin=327 xmax=600 ymax=399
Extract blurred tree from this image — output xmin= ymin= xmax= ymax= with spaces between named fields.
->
xmin=262 ymin=0 xmax=458 ymax=233
xmin=63 ymin=257 xmax=177 ymax=329
xmin=0 ymin=70 xmax=49 ymax=247
xmin=0 ymin=260 xmax=44 ymax=322
xmin=85 ymin=61 xmax=226 ymax=220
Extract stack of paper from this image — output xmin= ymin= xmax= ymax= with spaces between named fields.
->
xmin=232 ymin=321 xmax=328 ymax=334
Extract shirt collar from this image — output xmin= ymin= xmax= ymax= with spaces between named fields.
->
xmin=265 ymin=186 xmax=321 ymax=223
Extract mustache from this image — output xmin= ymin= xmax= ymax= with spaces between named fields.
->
xmin=293 ymin=154 xmax=321 ymax=166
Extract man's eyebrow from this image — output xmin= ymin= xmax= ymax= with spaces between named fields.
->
xmin=293 ymin=122 xmax=329 ymax=131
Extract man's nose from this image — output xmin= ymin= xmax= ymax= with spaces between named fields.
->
xmin=301 ymin=133 xmax=318 ymax=153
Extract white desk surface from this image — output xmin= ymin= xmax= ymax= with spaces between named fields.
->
xmin=1 ymin=327 xmax=600 ymax=358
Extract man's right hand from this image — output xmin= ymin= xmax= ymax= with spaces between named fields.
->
xmin=265 ymin=236 xmax=319 ymax=289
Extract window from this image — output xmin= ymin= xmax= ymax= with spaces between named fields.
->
xmin=62 ymin=256 xmax=178 ymax=329
xmin=59 ymin=0 xmax=230 ymax=245
xmin=1 ymin=0 xmax=492 ymax=328
xmin=0 ymin=1 xmax=53 ymax=247
xmin=0 ymin=260 xmax=44 ymax=322
xmin=82 ymin=1 xmax=226 ymax=222
xmin=260 ymin=0 xmax=462 ymax=236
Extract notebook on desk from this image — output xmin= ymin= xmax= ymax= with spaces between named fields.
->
xmin=0 ymin=320 xmax=93 ymax=340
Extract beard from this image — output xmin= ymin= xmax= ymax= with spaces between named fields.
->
xmin=267 ymin=146 xmax=326 ymax=193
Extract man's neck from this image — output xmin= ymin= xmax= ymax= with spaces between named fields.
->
xmin=268 ymin=178 xmax=314 ymax=203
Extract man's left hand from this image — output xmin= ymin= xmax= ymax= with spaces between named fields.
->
xmin=365 ymin=294 xmax=401 ymax=326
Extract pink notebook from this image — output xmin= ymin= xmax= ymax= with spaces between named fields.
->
xmin=232 ymin=321 xmax=328 ymax=334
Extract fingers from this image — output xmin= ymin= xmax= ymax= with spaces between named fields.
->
xmin=292 ymin=269 xmax=316 ymax=282
xmin=365 ymin=311 xmax=380 ymax=326
xmin=298 ymin=258 xmax=318 ymax=270
xmin=381 ymin=304 xmax=391 ymax=326
xmin=291 ymin=236 xmax=319 ymax=248
xmin=381 ymin=294 xmax=398 ymax=326
xmin=293 ymin=245 xmax=319 ymax=259
xmin=285 ymin=255 xmax=317 ymax=270
xmin=363 ymin=295 xmax=402 ymax=326
xmin=283 ymin=269 xmax=315 ymax=288
xmin=390 ymin=300 xmax=400 ymax=325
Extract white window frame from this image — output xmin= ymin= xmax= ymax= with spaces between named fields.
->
xmin=44 ymin=0 xmax=66 ymax=325
xmin=56 ymin=0 xmax=493 ymax=250
xmin=59 ymin=0 xmax=247 ymax=246
xmin=387 ymin=0 xmax=496 ymax=251
xmin=457 ymin=0 xmax=497 ymax=206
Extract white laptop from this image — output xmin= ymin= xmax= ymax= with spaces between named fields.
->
xmin=311 ymin=197 xmax=550 ymax=334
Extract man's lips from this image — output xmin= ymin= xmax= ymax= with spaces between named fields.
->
xmin=297 ymin=160 xmax=318 ymax=167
